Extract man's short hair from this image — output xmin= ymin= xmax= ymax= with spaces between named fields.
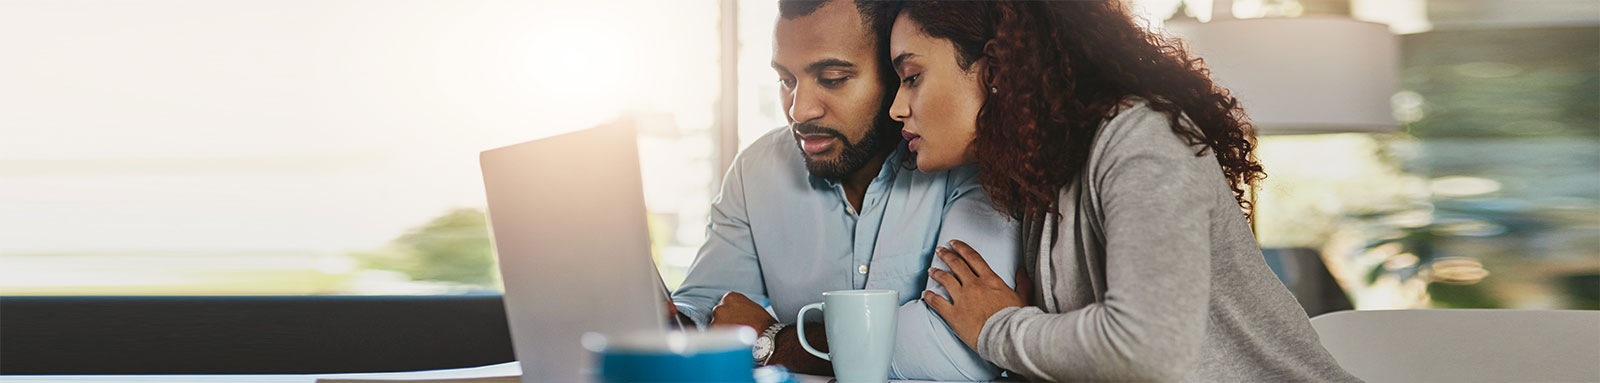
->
xmin=778 ymin=0 xmax=899 ymax=84
xmin=780 ymin=0 xmax=896 ymax=49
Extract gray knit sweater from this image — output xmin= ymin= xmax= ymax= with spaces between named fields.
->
xmin=975 ymin=100 xmax=1360 ymax=382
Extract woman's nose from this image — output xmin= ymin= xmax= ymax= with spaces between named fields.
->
xmin=888 ymin=89 xmax=910 ymax=122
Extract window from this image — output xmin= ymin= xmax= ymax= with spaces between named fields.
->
xmin=5 ymin=0 xmax=1594 ymax=310
xmin=0 ymin=0 xmax=723 ymax=295
xmin=736 ymin=1 xmax=789 ymax=151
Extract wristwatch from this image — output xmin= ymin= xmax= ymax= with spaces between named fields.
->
xmin=752 ymin=322 xmax=788 ymax=365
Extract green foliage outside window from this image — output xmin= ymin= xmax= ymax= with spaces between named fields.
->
xmin=353 ymin=208 xmax=499 ymax=289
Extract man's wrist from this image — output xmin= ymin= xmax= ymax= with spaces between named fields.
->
xmin=753 ymin=322 xmax=788 ymax=365
xmin=762 ymin=322 xmax=833 ymax=375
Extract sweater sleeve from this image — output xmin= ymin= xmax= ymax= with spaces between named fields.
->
xmin=974 ymin=106 xmax=1217 ymax=381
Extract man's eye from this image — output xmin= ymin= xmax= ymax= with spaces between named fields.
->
xmin=778 ymin=78 xmax=796 ymax=88
xmin=819 ymin=76 xmax=848 ymax=87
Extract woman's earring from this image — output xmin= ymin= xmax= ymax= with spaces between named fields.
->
xmin=990 ymin=86 xmax=998 ymax=94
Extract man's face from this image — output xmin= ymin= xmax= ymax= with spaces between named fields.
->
xmin=772 ymin=0 xmax=894 ymax=179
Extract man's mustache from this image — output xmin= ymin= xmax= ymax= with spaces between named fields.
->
xmin=792 ymin=122 xmax=845 ymax=139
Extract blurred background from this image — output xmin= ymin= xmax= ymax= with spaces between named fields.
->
xmin=1 ymin=0 xmax=1595 ymax=311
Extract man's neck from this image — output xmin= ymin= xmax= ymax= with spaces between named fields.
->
xmin=839 ymin=150 xmax=890 ymax=214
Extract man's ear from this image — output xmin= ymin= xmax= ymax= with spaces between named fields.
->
xmin=981 ymin=39 xmax=1000 ymax=87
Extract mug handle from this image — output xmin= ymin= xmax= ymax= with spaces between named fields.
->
xmin=795 ymin=302 xmax=829 ymax=361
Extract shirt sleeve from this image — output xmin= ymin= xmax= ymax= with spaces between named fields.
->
xmin=670 ymin=157 xmax=767 ymax=329
xmin=888 ymin=165 xmax=1020 ymax=381
xmin=974 ymin=108 xmax=1215 ymax=381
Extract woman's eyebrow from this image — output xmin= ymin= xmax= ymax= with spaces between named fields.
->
xmin=892 ymin=52 xmax=918 ymax=70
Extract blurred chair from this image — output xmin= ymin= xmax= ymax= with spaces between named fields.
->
xmin=1262 ymin=247 xmax=1354 ymax=317
xmin=1310 ymin=309 xmax=1600 ymax=383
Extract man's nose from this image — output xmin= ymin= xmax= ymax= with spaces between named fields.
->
xmin=787 ymin=82 xmax=824 ymax=123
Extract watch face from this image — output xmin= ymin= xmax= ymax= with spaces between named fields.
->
xmin=752 ymin=336 xmax=774 ymax=359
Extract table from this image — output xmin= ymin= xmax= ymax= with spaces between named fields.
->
xmin=0 ymin=362 xmax=969 ymax=383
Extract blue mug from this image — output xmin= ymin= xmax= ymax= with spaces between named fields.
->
xmin=585 ymin=328 xmax=756 ymax=383
xmin=796 ymin=289 xmax=898 ymax=383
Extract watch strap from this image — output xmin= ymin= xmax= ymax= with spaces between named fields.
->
xmin=756 ymin=322 xmax=788 ymax=365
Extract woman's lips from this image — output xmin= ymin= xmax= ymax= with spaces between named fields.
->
xmin=902 ymin=130 xmax=923 ymax=151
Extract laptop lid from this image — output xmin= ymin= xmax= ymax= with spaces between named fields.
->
xmin=480 ymin=122 xmax=666 ymax=383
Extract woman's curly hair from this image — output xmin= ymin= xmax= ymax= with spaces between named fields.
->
xmin=899 ymin=0 xmax=1266 ymax=221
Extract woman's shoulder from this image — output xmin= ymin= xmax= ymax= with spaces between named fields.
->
xmin=1090 ymin=97 xmax=1206 ymax=162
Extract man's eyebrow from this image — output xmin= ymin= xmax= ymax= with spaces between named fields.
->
xmin=804 ymin=58 xmax=855 ymax=74
xmin=771 ymin=61 xmax=792 ymax=75
xmin=892 ymin=52 xmax=917 ymax=69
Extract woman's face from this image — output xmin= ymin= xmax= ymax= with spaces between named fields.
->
xmin=888 ymin=12 xmax=988 ymax=173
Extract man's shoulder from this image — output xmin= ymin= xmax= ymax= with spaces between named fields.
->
xmin=939 ymin=163 xmax=982 ymax=187
xmin=720 ymin=126 xmax=811 ymax=194
xmin=899 ymin=160 xmax=981 ymax=194
xmin=731 ymin=125 xmax=800 ymax=169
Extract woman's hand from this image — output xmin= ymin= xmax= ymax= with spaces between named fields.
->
xmin=924 ymin=239 xmax=1033 ymax=350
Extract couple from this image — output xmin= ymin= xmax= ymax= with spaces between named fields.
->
xmin=670 ymin=0 xmax=1357 ymax=381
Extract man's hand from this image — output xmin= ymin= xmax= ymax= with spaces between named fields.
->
xmin=710 ymin=292 xmax=777 ymax=332
xmin=711 ymin=292 xmax=833 ymax=373
xmin=663 ymin=299 xmax=695 ymax=329
xmin=924 ymin=239 xmax=1027 ymax=350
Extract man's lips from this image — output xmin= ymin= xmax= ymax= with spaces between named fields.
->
xmin=902 ymin=130 xmax=923 ymax=151
xmin=797 ymin=133 xmax=837 ymax=154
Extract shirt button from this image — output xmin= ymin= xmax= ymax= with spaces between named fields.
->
xmin=858 ymin=264 xmax=869 ymax=274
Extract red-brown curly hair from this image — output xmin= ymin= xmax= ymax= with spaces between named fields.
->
xmin=899 ymin=0 xmax=1266 ymax=221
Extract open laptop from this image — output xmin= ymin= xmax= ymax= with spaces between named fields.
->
xmin=479 ymin=122 xmax=670 ymax=383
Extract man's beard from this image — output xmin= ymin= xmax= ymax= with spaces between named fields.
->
xmin=794 ymin=116 xmax=899 ymax=180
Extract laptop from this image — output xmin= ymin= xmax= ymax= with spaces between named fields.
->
xmin=479 ymin=122 xmax=670 ymax=383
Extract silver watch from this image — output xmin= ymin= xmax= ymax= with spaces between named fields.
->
xmin=752 ymin=322 xmax=788 ymax=365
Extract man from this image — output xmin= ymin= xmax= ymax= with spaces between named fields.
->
xmin=669 ymin=0 xmax=1019 ymax=380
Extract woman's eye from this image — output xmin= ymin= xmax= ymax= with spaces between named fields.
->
xmin=900 ymin=74 xmax=921 ymax=86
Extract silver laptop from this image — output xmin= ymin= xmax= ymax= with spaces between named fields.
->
xmin=480 ymin=122 xmax=669 ymax=383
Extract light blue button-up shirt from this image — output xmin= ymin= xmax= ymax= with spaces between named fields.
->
xmin=671 ymin=127 xmax=1020 ymax=381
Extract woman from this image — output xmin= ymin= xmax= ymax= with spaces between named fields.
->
xmin=887 ymin=1 xmax=1359 ymax=381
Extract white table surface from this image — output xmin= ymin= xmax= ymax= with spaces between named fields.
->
xmin=0 ymin=362 xmax=520 ymax=383
xmin=0 ymin=362 xmax=966 ymax=383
